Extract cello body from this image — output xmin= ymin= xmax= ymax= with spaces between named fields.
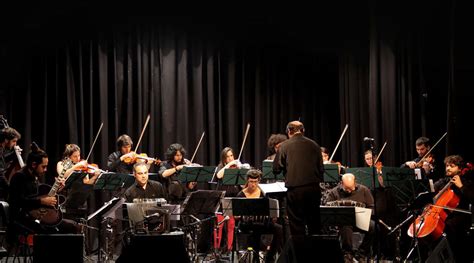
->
xmin=407 ymin=185 xmax=460 ymax=241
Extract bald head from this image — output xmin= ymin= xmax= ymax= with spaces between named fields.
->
xmin=286 ymin=121 xmax=305 ymax=137
xmin=341 ymin=173 xmax=356 ymax=192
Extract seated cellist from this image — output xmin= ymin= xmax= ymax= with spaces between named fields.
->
xmin=431 ymin=155 xmax=474 ymax=263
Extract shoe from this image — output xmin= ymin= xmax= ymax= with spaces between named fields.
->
xmin=354 ymin=252 xmax=367 ymax=263
xmin=344 ymin=252 xmax=353 ymax=263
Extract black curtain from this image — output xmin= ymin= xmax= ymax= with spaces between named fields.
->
xmin=1 ymin=0 xmax=473 ymax=181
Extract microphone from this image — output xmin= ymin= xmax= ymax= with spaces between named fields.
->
xmin=363 ymin=137 xmax=375 ymax=142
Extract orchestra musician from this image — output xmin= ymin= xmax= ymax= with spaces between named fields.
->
xmin=401 ymin=136 xmax=442 ymax=181
xmin=107 ymin=134 xmax=135 ymax=174
xmin=325 ymin=173 xmax=375 ymax=263
xmin=124 ymin=162 xmax=167 ymax=202
xmin=266 ymin=134 xmax=287 ymax=161
xmin=57 ymin=144 xmax=101 ymax=220
xmin=7 ymin=145 xmax=79 ymax=245
xmin=431 ymin=155 xmax=474 ymax=263
xmin=0 ymin=127 xmax=21 ymax=200
xmin=158 ymin=143 xmax=193 ymax=204
xmin=213 ymin=147 xmax=240 ymax=254
xmin=236 ymin=169 xmax=283 ymax=263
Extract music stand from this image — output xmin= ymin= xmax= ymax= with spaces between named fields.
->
xmin=323 ymin=163 xmax=340 ymax=183
xmin=262 ymin=160 xmax=284 ymax=181
xmin=345 ymin=167 xmax=382 ymax=190
xmin=177 ymin=166 xmax=217 ymax=183
xmin=64 ymin=171 xmax=88 ymax=190
xmin=320 ymin=206 xmax=356 ymax=227
xmin=94 ymin=172 xmax=133 ymax=191
xmin=87 ymin=197 xmax=125 ymax=262
xmin=221 ymin=197 xmax=279 ymax=262
xmin=221 ymin=168 xmax=249 ymax=185
xmin=181 ymin=190 xmax=225 ymax=216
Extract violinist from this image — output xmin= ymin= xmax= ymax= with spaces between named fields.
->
xmin=213 ymin=147 xmax=239 ymax=254
xmin=321 ymin=146 xmax=346 ymax=174
xmin=107 ymin=134 xmax=135 ymax=174
xmin=266 ymin=133 xmax=287 ymax=161
xmin=158 ymin=143 xmax=193 ymax=204
xmin=402 ymin=136 xmax=441 ymax=181
xmin=57 ymin=144 xmax=101 ymax=220
xmin=431 ymin=155 xmax=474 ymax=262
xmin=0 ymin=127 xmax=21 ymax=200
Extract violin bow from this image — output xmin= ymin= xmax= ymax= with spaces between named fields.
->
xmin=373 ymin=141 xmax=388 ymax=165
xmin=85 ymin=122 xmax=104 ymax=162
xmin=190 ymin=131 xmax=205 ymax=163
xmin=328 ymin=124 xmax=349 ymax=163
xmin=237 ymin=123 xmax=251 ymax=161
xmin=134 ymin=114 xmax=151 ymax=153
xmin=415 ymin=132 xmax=447 ymax=167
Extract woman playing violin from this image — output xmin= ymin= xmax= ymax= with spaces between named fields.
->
xmin=57 ymin=144 xmax=101 ymax=185
xmin=431 ymin=155 xmax=474 ymax=263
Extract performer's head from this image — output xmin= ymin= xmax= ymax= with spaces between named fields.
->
xmin=26 ymin=146 xmax=48 ymax=176
xmin=165 ymin=143 xmax=186 ymax=164
xmin=245 ymin=169 xmax=262 ymax=191
xmin=286 ymin=121 xmax=304 ymax=138
xmin=62 ymin=144 xmax=81 ymax=163
xmin=364 ymin=149 xmax=374 ymax=167
xmin=267 ymin=134 xmax=287 ymax=157
xmin=0 ymin=127 xmax=21 ymax=150
xmin=321 ymin=147 xmax=330 ymax=163
xmin=117 ymin=134 xmax=133 ymax=155
xmin=341 ymin=173 xmax=356 ymax=193
xmin=220 ymin=147 xmax=235 ymax=166
xmin=133 ymin=162 xmax=150 ymax=187
xmin=415 ymin=137 xmax=430 ymax=157
xmin=444 ymin=155 xmax=464 ymax=177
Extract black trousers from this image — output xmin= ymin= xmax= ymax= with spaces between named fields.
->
xmin=286 ymin=184 xmax=321 ymax=236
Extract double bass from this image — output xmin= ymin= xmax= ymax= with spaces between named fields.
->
xmin=0 ymin=115 xmax=25 ymax=182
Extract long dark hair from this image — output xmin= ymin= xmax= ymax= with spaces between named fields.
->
xmin=220 ymin=147 xmax=234 ymax=166
xmin=165 ymin=143 xmax=186 ymax=164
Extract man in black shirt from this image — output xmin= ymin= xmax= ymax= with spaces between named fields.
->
xmin=273 ymin=120 xmax=324 ymax=237
xmin=325 ymin=173 xmax=375 ymax=262
xmin=124 ymin=162 xmax=167 ymax=202
xmin=7 ymin=145 xmax=78 ymax=244
xmin=0 ymin=127 xmax=21 ymax=200
xmin=107 ymin=134 xmax=136 ymax=174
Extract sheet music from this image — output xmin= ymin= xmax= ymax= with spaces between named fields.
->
xmin=259 ymin=182 xmax=287 ymax=195
xmin=355 ymin=207 xmax=372 ymax=231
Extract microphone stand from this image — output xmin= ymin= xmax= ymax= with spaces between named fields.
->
xmin=366 ymin=141 xmax=381 ymax=262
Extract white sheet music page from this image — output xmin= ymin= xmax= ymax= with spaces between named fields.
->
xmin=355 ymin=207 xmax=372 ymax=231
xmin=259 ymin=181 xmax=287 ymax=195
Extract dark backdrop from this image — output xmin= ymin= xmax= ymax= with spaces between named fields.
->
xmin=1 ymin=1 xmax=473 ymax=182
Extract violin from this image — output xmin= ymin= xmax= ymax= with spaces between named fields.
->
xmin=123 ymin=152 xmax=161 ymax=165
xmin=74 ymin=161 xmax=107 ymax=174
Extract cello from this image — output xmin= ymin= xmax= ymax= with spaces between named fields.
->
xmin=407 ymin=179 xmax=460 ymax=241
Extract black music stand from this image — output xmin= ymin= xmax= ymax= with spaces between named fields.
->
xmin=64 ymin=171 xmax=88 ymax=190
xmin=345 ymin=167 xmax=382 ymax=190
xmin=262 ymin=160 xmax=284 ymax=181
xmin=180 ymin=190 xmax=225 ymax=261
xmin=320 ymin=206 xmax=356 ymax=227
xmin=323 ymin=163 xmax=340 ymax=183
xmin=178 ymin=166 xmax=217 ymax=183
xmin=221 ymin=168 xmax=249 ymax=185
xmin=221 ymin=198 xmax=276 ymax=262
xmin=93 ymin=173 xmax=133 ymax=191
xmin=87 ymin=196 xmax=125 ymax=262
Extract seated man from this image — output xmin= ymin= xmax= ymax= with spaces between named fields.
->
xmin=325 ymin=173 xmax=375 ymax=263
xmin=124 ymin=162 xmax=167 ymax=202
